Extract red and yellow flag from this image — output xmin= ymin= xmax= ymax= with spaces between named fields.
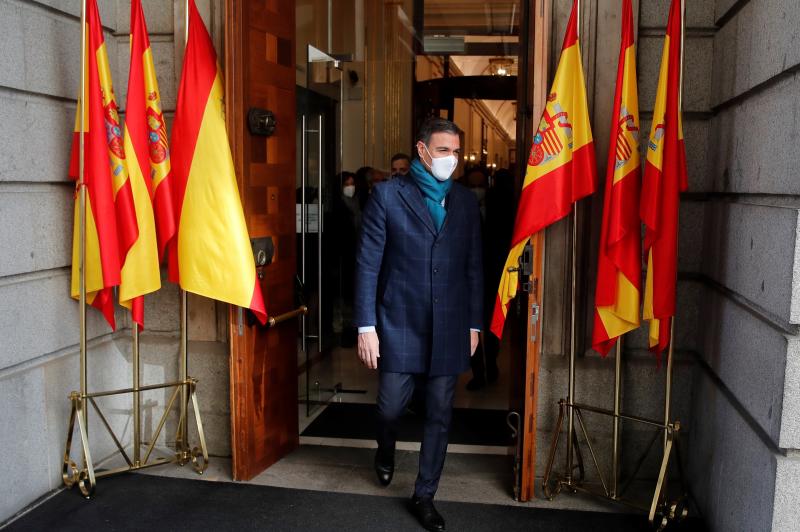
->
xmin=490 ymin=0 xmax=597 ymax=338
xmin=120 ymin=0 xmax=171 ymax=329
xmin=641 ymin=0 xmax=688 ymax=354
xmin=591 ymin=0 xmax=641 ymax=356
xmin=167 ymin=0 xmax=266 ymax=323
xmin=69 ymin=0 xmax=138 ymax=330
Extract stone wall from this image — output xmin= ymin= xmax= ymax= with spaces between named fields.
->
xmin=533 ymin=1 xmax=800 ymax=530
xmin=0 ymin=0 xmax=227 ymax=523
xmin=687 ymin=0 xmax=800 ymax=530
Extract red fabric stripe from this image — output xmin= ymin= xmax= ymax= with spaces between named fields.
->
xmin=510 ymin=142 xmax=596 ymax=247
xmin=249 ymin=280 xmax=267 ymax=325
xmin=561 ymin=0 xmax=579 ymax=51
xmin=132 ymin=295 xmax=144 ymax=331
xmin=114 ymin=180 xmax=138 ymax=261
xmin=153 ymin=180 xmax=176 ymax=261
xmin=167 ymin=0 xmax=219 ymax=283
xmin=126 ymin=0 xmax=152 ymax=189
xmin=489 ymin=293 xmax=506 ymax=339
xmin=92 ymin=287 xmax=116 ymax=330
xmin=640 ymin=0 xmax=687 ymax=355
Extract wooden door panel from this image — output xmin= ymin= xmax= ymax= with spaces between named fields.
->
xmin=226 ymin=0 xmax=298 ymax=482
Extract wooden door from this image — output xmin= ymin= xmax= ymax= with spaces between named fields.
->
xmin=509 ymin=0 xmax=551 ymax=501
xmin=225 ymin=0 xmax=298 ymax=481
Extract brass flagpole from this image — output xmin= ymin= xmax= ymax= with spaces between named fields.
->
xmin=564 ymin=0 xmax=581 ymax=487
xmin=132 ymin=325 xmax=141 ymax=465
xmin=178 ymin=0 xmax=190 ymax=454
xmin=663 ymin=0 xmax=684 ymax=451
xmin=611 ymin=338 xmax=622 ymax=498
xmin=78 ymin=0 xmax=88 ymax=450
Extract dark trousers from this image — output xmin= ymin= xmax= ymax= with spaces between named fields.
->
xmin=376 ymin=372 xmax=458 ymax=499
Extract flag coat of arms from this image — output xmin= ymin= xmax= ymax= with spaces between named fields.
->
xmin=641 ymin=0 xmax=688 ymax=354
xmin=167 ymin=0 xmax=267 ymax=323
xmin=120 ymin=0 xmax=173 ymax=329
xmin=591 ymin=0 xmax=641 ymax=355
xmin=69 ymin=0 xmax=138 ymax=330
xmin=490 ymin=0 xmax=597 ymax=338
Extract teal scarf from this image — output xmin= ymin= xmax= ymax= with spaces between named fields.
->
xmin=409 ymin=159 xmax=452 ymax=231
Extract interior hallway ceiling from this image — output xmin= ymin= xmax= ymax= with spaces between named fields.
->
xmin=450 ymin=56 xmax=517 ymax=141
xmin=422 ymin=1 xmax=520 ymax=142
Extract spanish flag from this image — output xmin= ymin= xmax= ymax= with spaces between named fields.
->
xmin=120 ymin=0 xmax=170 ymax=329
xmin=591 ymin=0 xmax=641 ymax=356
xmin=490 ymin=0 xmax=596 ymax=338
xmin=69 ymin=0 xmax=138 ymax=330
xmin=167 ymin=0 xmax=266 ymax=324
xmin=641 ymin=0 xmax=688 ymax=354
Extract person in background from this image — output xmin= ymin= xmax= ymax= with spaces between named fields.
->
xmin=467 ymin=168 xmax=516 ymax=391
xmin=334 ymin=171 xmax=361 ymax=347
xmin=390 ymin=152 xmax=411 ymax=178
xmin=355 ymin=117 xmax=482 ymax=532
xmin=354 ymin=166 xmax=373 ymax=209
xmin=464 ymin=166 xmax=488 ymax=221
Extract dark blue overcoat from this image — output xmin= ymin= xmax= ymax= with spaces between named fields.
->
xmin=354 ymin=175 xmax=483 ymax=376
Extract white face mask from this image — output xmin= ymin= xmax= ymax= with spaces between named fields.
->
xmin=342 ymin=185 xmax=356 ymax=198
xmin=423 ymin=144 xmax=458 ymax=182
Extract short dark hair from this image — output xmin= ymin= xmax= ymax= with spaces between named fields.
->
xmin=390 ymin=153 xmax=411 ymax=164
xmin=416 ymin=117 xmax=463 ymax=145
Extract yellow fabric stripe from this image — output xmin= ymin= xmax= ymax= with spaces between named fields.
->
xmin=95 ymin=42 xmax=129 ymax=195
xmin=119 ymin=126 xmax=161 ymax=308
xmin=142 ymin=47 xmax=171 ymax=190
xmin=523 ymin=43 xmax=592 ymax=188
xmin=642 ymin=249 xmax=659 ymax=347
xmin=71 ymin=193 xmax=105 ymax=301
xmin=176 ymin=72 xmax=256 ymax=308
xmin=496 ymin=240 xmax=527 ymax=314
xmin=613 ymin=45 xmax=640 ymax=184
xmin=597 ymin=270 xmax=640 ymax=339
xmin=645 ymin=35 xmax=670 ymax=173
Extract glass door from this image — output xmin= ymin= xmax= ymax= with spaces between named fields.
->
xmin=298 ymin=45 xmax=346 ymax=416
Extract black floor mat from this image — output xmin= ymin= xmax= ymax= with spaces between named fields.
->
xmin=4 ymin=474 xmax=706 ymax=532
xmin=301 ymin=402 xmax=514 ymax=446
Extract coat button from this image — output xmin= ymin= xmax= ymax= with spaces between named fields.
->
xmin=433 ymin=267 xmax=439 ymax=274
xmin=434 ymin=297 xmax=439 ymax=304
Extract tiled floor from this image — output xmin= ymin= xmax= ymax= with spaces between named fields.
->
xmin=138 ymin=448 xmax=623 ymax=514
xmin=139 ymin=339 xmax=632 ymax=515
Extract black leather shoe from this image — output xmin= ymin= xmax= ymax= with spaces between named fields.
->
xmin=410 ymin=495 xmax=445 ymax=531
xmin=374 ymin=450 xmax=394 ymax=486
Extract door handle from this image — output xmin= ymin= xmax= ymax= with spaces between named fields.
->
xmin=267 ymin=305 xmax=309 ymax=328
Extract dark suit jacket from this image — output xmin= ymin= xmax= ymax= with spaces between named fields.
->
xmin=354 ymin=175 xmax=483 ymax=376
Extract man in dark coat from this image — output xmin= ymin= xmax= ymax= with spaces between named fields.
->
xmin=354 ymin=118 xmax=483 ymax=531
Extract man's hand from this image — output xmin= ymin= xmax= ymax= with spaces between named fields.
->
xmin=358 ymin=331 xmax=381 ymax=369
xmin=470 ymin=330 xmax=480 ymax=357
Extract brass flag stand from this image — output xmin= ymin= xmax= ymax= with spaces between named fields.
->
xmin=541 ymin=1 xmax=689 ymax=528
xmin=62 ymin=0 xmax=208 ymax=498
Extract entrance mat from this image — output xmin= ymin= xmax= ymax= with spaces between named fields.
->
xmin=301 ymin=402 xmax=513 ymax=446
xmin=4 ymin=474 xmax=706 ymax=531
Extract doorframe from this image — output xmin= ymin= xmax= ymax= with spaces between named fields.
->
xmin=514 ymin=0 xmax=551 ymax=502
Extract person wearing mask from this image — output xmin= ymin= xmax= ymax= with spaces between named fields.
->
xmin=355 ymin=118 xmax=483 ymax=532
xmin=390 ymin=152 xmax=411 ymax=178
xmin=334 ymin=171 xmax=361 ymax=346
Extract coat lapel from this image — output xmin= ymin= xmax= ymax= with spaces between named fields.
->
xmin=437 ymin=186 xmax=457 ymax=237
xmin=398 ymin=176 xmax=437 ymax=236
